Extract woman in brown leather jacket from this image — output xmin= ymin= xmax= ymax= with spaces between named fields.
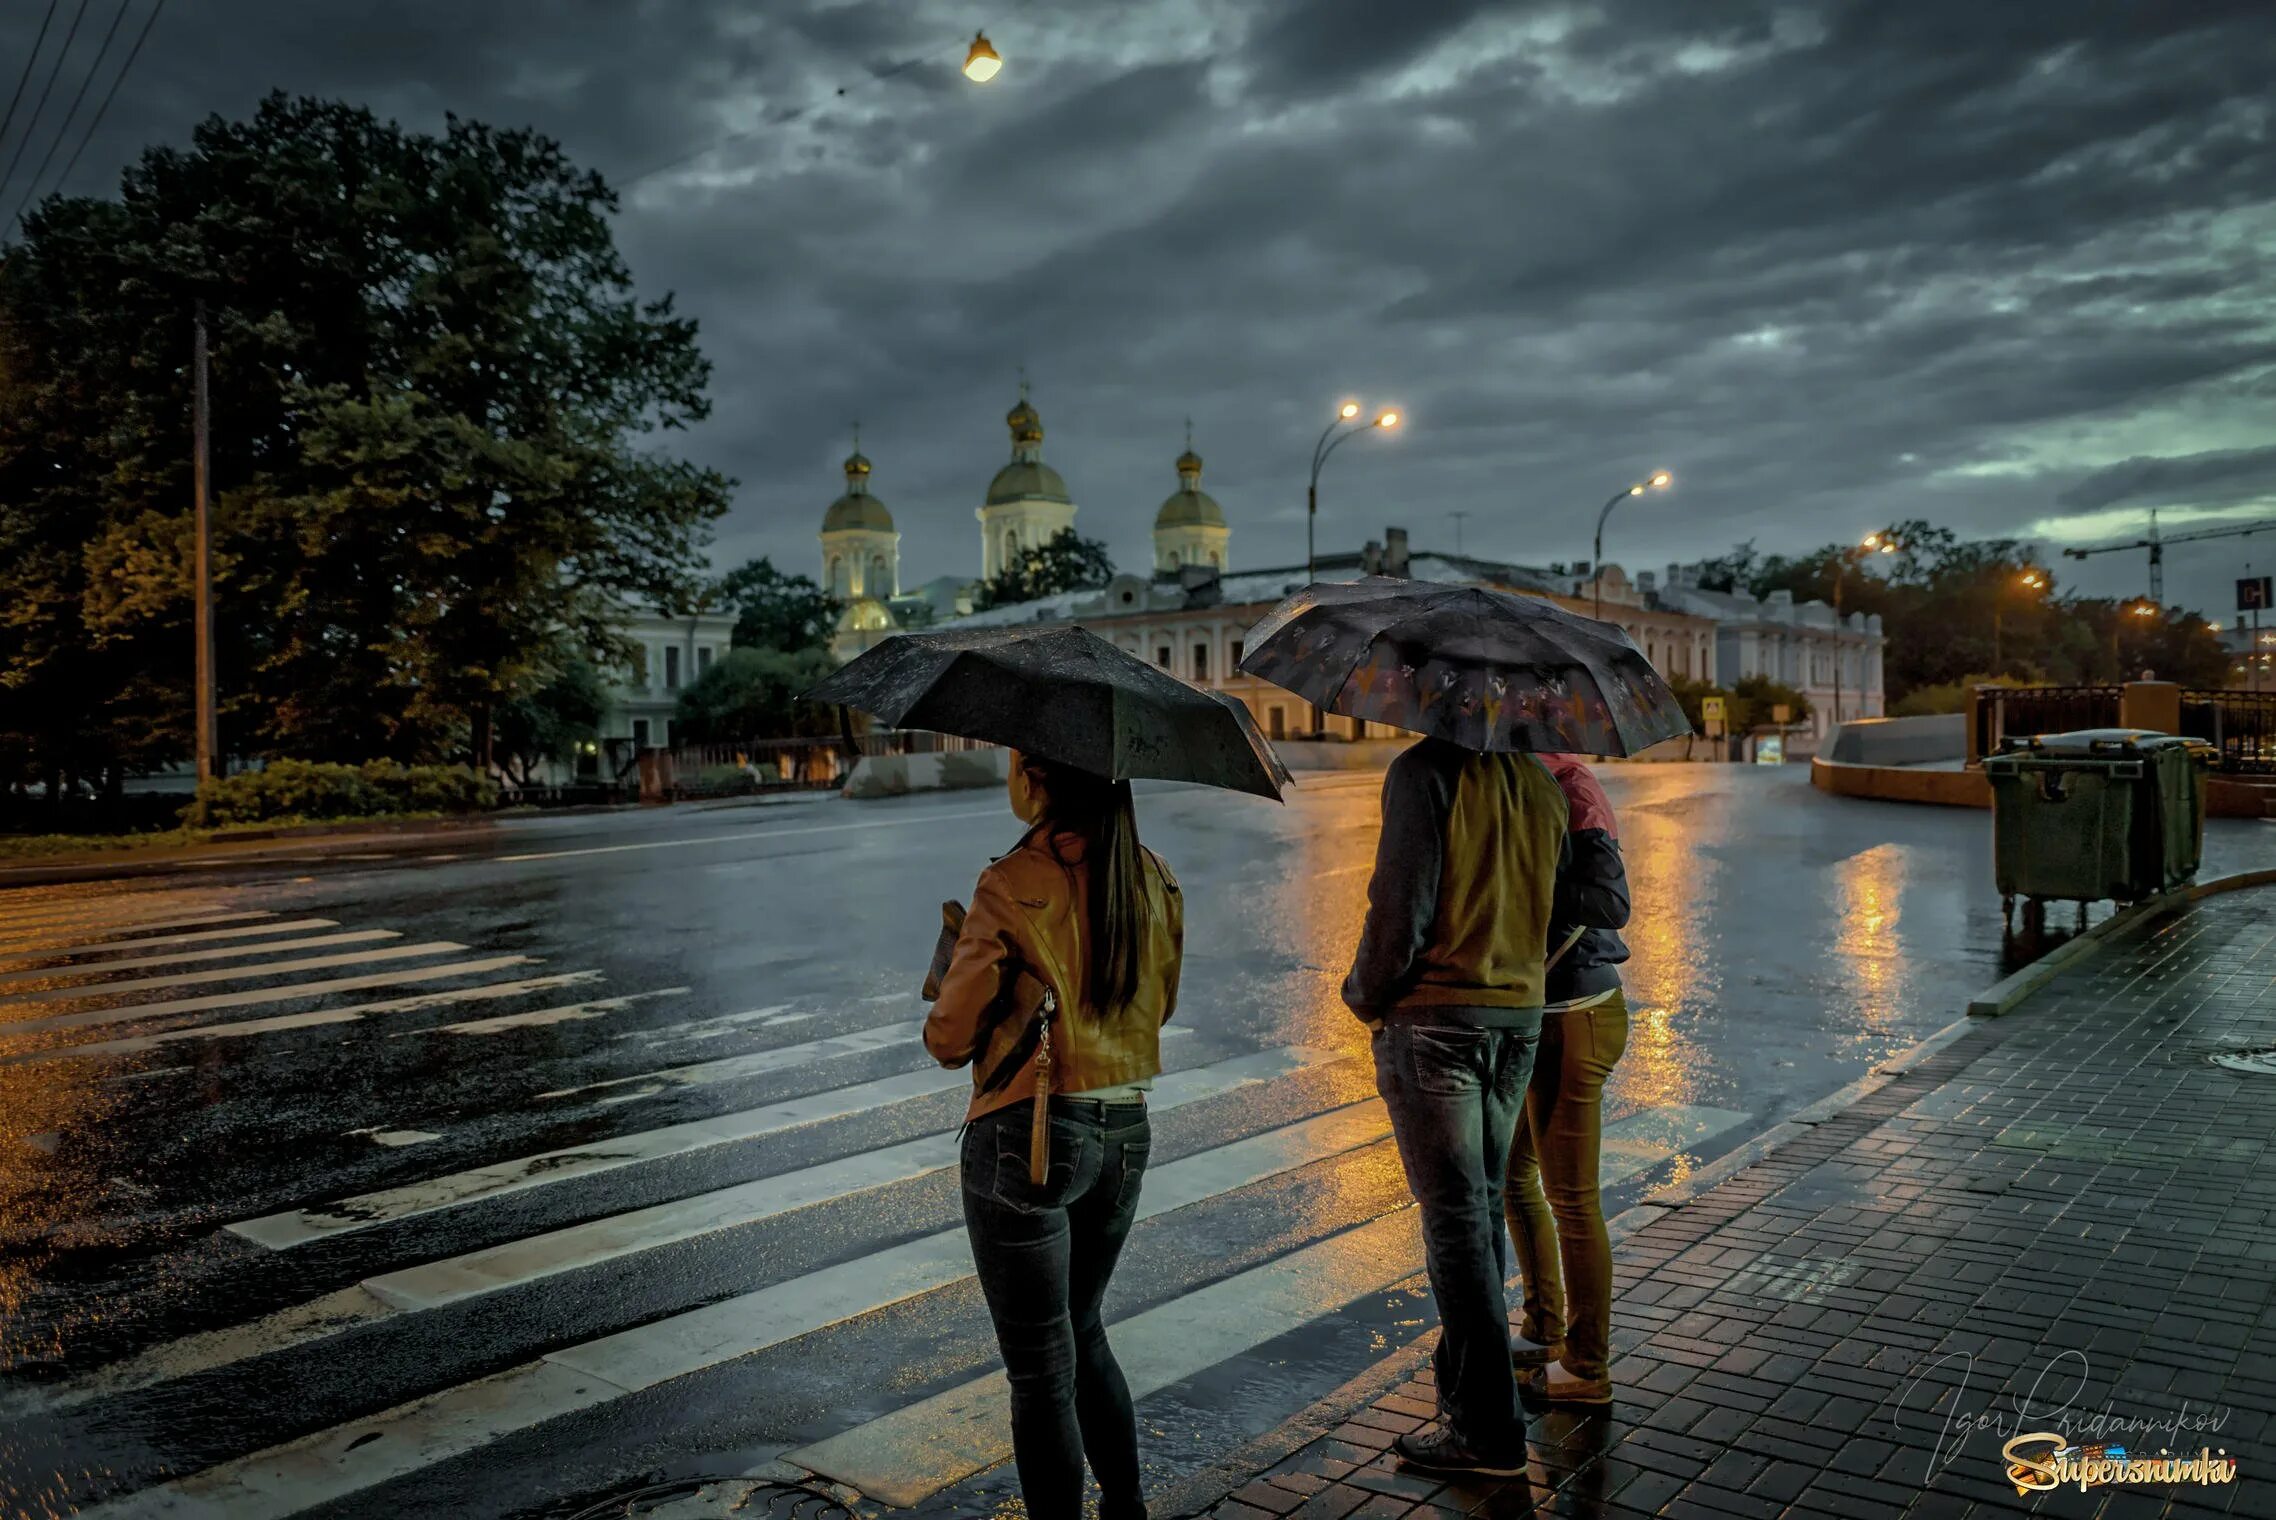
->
xmin=925 ymin=749 xmax=1184 ymax=1520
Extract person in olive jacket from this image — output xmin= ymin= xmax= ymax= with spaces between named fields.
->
xmin=1344 ymin=736 xmax=1569 ymax=1477
xmin=1506 ymin=753 xmax=1632 ymax=1406
xmin=924 ymin=750 xmax=1183 ymax=1520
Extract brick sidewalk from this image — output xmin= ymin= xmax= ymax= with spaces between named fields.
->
xmin=1196 ymin=886 xmax=2276 ymax=1520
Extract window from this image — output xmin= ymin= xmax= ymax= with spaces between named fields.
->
xmin=1231 ymin=639 xmax=1245 ymax=668
xmin=697 ymin=646 xmax=714 ymax=675
xmin=632 ymin=718 xmax=651 ymax=747
xmin=1193 ymin=642 xmax=1210 ymax=681
xmin=1157 ymin=646 xmax=1172 ymax=670
xmin=630 ymin=645 xmax=650 ymax=689
xmin=664 ymin=646 xmax=682 ymax=691
xmin=1268 ymin=706 xmax=1286 ymax=739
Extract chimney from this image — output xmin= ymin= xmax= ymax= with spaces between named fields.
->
xmin=1385 ymin=527 xmax=1410 ymax=578
xmin=1362 ymin=539 xmax=1384 ymax=576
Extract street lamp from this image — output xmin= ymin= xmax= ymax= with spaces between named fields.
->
xmin=1830 ymin=530 xmax=1899 ymax=725
xmin=2113 ymin=597 xmax=2158 ymax=679
xmin=963 ymin=32 xmax=1003 ymax=81
xmin=1591 ymin=471 xmax=1673 ymax=620
xmin=1307 ymin=400 xmax=1400 ymax=581
xmin=1993 ymin=567 xmax=2048 ymax=675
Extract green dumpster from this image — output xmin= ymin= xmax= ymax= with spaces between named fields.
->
xmin=1984 ymin=728 xmax=2214 ymax=908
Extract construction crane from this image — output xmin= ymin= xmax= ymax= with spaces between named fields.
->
xmin=2060 ymin=507 xmax=2276 ymax=602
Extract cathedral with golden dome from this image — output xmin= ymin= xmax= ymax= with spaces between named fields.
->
xmin=822 ymin=385 xmax=1234 ymax=659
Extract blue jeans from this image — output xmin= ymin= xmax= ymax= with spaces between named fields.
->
xmin=1371 ymin=1019 xmax=1540 ymax=1453
xmin=962 ymin=1097 xmax=1153 ymax=1520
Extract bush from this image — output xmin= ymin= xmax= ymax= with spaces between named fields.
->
xmin=182 ymin=760 xmax=496 ymax=827
xmin=1889 ymin=673 xmax=2031 ymax=718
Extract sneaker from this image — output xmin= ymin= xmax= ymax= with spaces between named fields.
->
xmin=1530 ymin=1360 xmax=1612 ymax=1406
xmin=1392 ymin=1424 xmax=1528 ymax=1478
xmin=1510 ymin=1333 xmax=1564 ymax=1369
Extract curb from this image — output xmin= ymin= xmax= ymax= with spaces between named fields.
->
xmin=1965 ymin=865 xmax=2276 ymax=1017
xmin=1141 ymin=867 xmax=2276 ymax=1520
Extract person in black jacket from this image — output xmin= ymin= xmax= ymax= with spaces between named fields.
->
xmin=1504 ymin=753 xmax=1632 ymax=1406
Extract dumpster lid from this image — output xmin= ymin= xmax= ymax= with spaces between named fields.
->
xmin=1998 ymin=728 xmax=2215 ymax=756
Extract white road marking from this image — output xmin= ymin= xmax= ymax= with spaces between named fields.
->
xmin=0 ymin=957 xmax=539 ymax=1046
xmin=428 ymin=987 xmax=688 ymax=1037
xmin=19 ymin=974 xmax=605 ymax=1063
xmin=533 ymin=1018 xmax=923 ymax=1101
xmin=491 ymin=806 xmax=1004 ymax=864
xmin=0 ymin=919 xmax=340 ymax=965
xmin=352 ymin=1129 xmax=440 ymax=1148
xmin=7 ymin=941 xmax=466 ymax=1006
xmin=0 ymin=909 xmax=272 ymax=951
xmin=790 ymin=1206 xmax=1422 ymax=1505
xmin=0 ymin=930 xmax=401 ymax=986
xmin=626 ymin=1003 xmax=795 ymax=1046
xmin=762 ymin=1012 xmax=813 ymax=1027
xmin=82 ymin=1096 xmax=1388 ymax=1515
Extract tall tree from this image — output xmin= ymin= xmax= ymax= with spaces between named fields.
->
xmin=972 ymin=529 xmax=1116 ymax=611
xmin=0 ymin=94 xmax=731 ymax=777
xmin=714 ymin=557 xmax=840 ymax=654
xmin=674 ymin=647 xmax=839 ymax=741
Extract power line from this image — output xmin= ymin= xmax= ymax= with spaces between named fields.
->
xmin=6 ymin=0 xmax=133 ymax=232
xmin=0 ymin=1 xmax=64 ymax=166
xmin=46 ymin=0 xmax=168 ymax=200
xmin=0 ymin=0 xmax=92 ymax=219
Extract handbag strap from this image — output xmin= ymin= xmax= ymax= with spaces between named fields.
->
xmin=1545 ymin=925 xmax=1587 ymax=972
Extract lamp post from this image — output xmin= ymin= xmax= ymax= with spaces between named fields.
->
xmin=1830 ymin=531 xmax=1899 ymax=725
xmin=1993 ymin=568 xmax=2048 ymax=676
xmin=1307 ymin=400 xmax=1399 ymax=582
xmin=1591 ymin=470 xmax=1672 ymax=621
xmin=2115 ymin=597 xmax=2158 ymax=679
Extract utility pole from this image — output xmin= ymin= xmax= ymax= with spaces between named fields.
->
xmin=1450 ymin=510 xmax=1470 ymax=555
xmin=193 ymin=300 xmax=218 ymax=785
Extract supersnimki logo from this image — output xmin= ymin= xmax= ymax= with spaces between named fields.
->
xmin=2001 ymin=1433 xmax=2239 ymax=1496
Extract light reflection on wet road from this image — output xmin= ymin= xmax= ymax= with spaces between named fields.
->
xmin=0 ymin=763 xmax=2264 ymax=1518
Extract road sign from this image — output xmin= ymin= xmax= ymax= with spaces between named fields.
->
xmin=1701 ymin=696 xmax=1726 ymax=722
xmin=1755 ymin=734 xmax=1785 ymax=765
xmin=2241 ymin=577 xmax=2272 ymax=612
xmin=1772 ymin=703 xmax=1792 ymax=724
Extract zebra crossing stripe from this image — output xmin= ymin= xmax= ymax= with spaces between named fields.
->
xmin=0 ymin=930 xmax=402 ymax=986
xmin=532 ymin=1017 xmax=928 ymax=1101
xmin=788 ymin=1207 xmax=1424 ymax=1505
xmin=7 ymin=941 xmax=470 ymax=1007
xmin=0 ymin=919 xmax=341 ymax=966
xmin=76 ymin=1097 xmax=1393 ymax=1518
xmin=0 ymin=957 xmax=538 ymax=1046
xmin=4 ymin=973 xmax=605 ymax=1064
xmin=0 ymin=909 xmax=271 ymax=950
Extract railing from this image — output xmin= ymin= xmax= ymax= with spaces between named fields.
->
xmin=2181 ymin=690 xmax=2276 ymax=774
xmin=1971 ymin=685 xmax=2121 ymax=762
xmin=661 ymin=730 xmax=991 ymax=798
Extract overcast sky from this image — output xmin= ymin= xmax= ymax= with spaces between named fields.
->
xmin=7 ymin=0 xmax=2275 ymax=619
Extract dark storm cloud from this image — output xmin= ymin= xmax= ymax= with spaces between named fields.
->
xmin=6 ymin=0 xmax=2274 ymax=613
xmin=2058 ymin=446 xmax=2276 ymax=514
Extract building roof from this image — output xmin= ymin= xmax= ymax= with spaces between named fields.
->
xmin=822 ymin=491 xmax=896 ymax=532
xmin=986 ymin=459 xmax=1072 ymax=506
xmin=1155 ymin=487 xmax=1227 ymax=530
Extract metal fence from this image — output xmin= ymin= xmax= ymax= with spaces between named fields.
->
xmin=1971 ymin=685 xmax=2122 ymax=760
xmin=658 ymin=730 xmax=992 ymax=799
xmin=2180 ymin=690 xmax=2276 ymax=774
xmin=1973 ymin=684 xmax=2276 ymax=774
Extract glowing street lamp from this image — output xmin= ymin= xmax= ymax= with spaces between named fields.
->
xmin=1829 ymin=530 xmax=1902 ymax=723
xmin=963 ymin=32 xmax=1003 ymax=82
xmin=1994 ymin=566 xmax=2050 ymax=672
xmin=1591 ymin=471 xmax=1674 ymax=620
xmin=1307 ymin=400 xmax=1400 ymax=581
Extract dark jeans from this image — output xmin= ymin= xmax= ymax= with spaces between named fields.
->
xmin=1371 ymin=1018 xmax=1540 ymax=1454
xmin=962 ymin=1096 xmax=1153 ymax=1520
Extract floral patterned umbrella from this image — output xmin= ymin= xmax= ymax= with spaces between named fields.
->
xmin=1237 ymin=576 xmax=1691 ymax=755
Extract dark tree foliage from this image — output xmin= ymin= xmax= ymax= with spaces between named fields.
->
xmin=0 ymin=94 xmax=732 ymax=784
xmin=971 ymin=529 xmax=1116 ymax=611
xmin=674 ymin=647 xmax=839 ymax=742
xmin=714 ymin=558 xmax=841 ymax=655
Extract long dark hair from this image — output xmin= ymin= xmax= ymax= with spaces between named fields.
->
xmin=1024 ymin=757 xmax=1146 ymax=1014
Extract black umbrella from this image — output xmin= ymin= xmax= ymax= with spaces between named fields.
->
xmin=807 ymin=625 xmax=1288 ymax=800
xmin=1239 ymin=576 xmax=1691 ymax=755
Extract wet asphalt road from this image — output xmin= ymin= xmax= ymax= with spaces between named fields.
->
xmin=0 ymin=764 xmax=2264 ymax=1519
